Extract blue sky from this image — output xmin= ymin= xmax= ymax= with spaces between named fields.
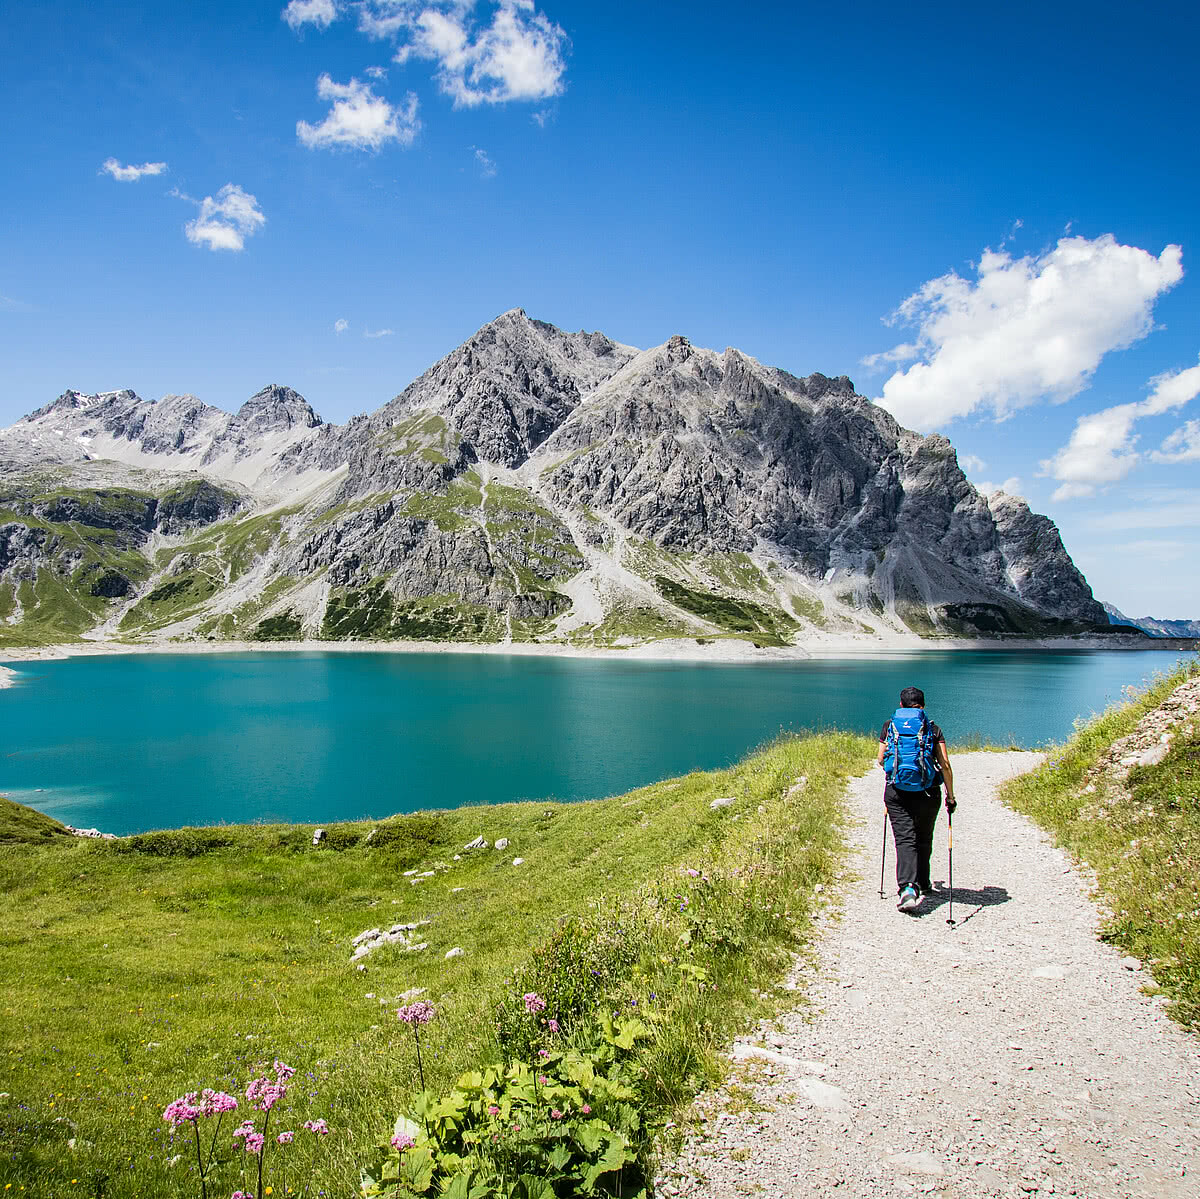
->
xmin=2 ymin=0 xmax=1198 ymax=616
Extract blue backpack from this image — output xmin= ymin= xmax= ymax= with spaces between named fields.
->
xmin=883 ymin=707 xmax=939 ymax=791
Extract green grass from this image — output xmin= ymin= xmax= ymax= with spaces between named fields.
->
xmin=787 ymin=589 xmax=825 ymax=628
xmin=571 ymin=606 xmax=695 ymax=647
xmin=703 ymin=554 xmax=770 ymax=595
xmin=1000 ymin=659 xmax=1200 ymax=1028
xmin=251 ymin=610 xmax=304 ymax=640
xmin=322 ymin=582 xmax=501 ymax=642
xmin=401 ymin=492 xmax=473 ymax=533
xmin=0 ymin=797 xmax=74 ymax=846
xmin=0 ymin=731 xmax=874 ymax=1198
xmin=653 ymin=577 xmax=797 ymax=647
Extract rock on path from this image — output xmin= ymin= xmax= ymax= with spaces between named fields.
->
xmin=664 ymin=752 xmax=1200 ymax=1199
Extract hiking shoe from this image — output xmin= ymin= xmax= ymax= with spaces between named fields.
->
xmin=897 ymin=886 xmax=921 ymax=913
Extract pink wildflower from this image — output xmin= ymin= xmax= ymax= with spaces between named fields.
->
xmin=538 ymin=1049 xmax=550 ymax=1059
xmin=162 ymin=1093 xmax=202 ymax=1126
xmin=547 ymin=1019 xmax=559 ymax=1033
xmin=487 ymin=1105 xmax=500 ymax=1116
xmin=273 ymin=1060 xmax=296 ymax=1080
xmin=395 ymin=1000 xmax=436 ymax=1025
xmin=302 ymin=1119 xmax=329 ymax=1136
xmin=245 ymin=1077 xmax=287 ymax=1112
xmin=199 ymin=1089 xmax=238 ymax=1117
xmin=244 ymin=1133 xmax=265 ymax=1155
xmin=537 ymin=1075 xmax=549 ymax=1086
xmin=391 ymin=1133 xmax=416 ymax=1153
xmin=523 ymin=992 xmax=546 ymax=1014
xmin=232 ymin=1192 xmax=254 ymax=1199
xmin=686 ymin=868 xmax=700 ymax=877
xmin=232 ymin=1121 xmax=256 ymax=1141
xmin=550 ymin=1109 xmax=563 ymax=1120
xmin=581 ymin=1104 xmax=591 ymax=1114
xmin=277 ymin=1131 xmax=294 ymax=1144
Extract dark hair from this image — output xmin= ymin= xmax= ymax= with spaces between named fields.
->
xmin=899 ymin=686 xmax=925 ymax=708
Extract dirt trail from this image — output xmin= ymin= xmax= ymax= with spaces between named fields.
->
xmin=661 ymin=751 xmax=1200 ymax=1198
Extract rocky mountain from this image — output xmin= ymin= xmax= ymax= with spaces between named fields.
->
xmin=0 ymin=309 xmax=1116 ymax=649
xmin=1102 ymin=604 xmax=1200 ymax=639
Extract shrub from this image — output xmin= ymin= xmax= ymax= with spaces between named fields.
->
xmin=114 ymin=828 xmax=236 ymax=857
xmin=495 ymin=916 xmax=644 ymax=1059
xmin=363 ymin=1012 xmax=651 ymax=1199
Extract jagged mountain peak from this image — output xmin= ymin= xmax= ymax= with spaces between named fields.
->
xmin=236 ymin=384 xmax=323 ymax=431
xmin=26 ymin=388 xmax=141 ymax=421
xmin=367 ymin=310 xmax=639 ymax=467
xmin=0 ymin=311 xmax=1123 ymax=648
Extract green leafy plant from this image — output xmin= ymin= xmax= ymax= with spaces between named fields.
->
xmin=362 ymin=1012 xmax=651 ymax=1199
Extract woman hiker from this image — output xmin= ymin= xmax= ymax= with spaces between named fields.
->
xmin=877 ymin=686 xmax=956 ymax=912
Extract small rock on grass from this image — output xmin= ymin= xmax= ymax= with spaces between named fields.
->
xmin=445 ymin=946 xmax=464 ymax=959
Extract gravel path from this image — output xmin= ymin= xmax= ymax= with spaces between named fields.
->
xmin=661 ymin=752 xmax=1200 ymax=1198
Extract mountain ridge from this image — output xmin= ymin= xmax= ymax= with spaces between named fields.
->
xmin=0 ymin=310 xmax=1123 ymax=650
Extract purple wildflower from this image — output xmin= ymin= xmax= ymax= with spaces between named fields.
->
xmin=395 ymin=1001 xmax=436 ymax=1025
xmin=523 ymin=992 xmax=546 ymax=1014
xmin=302 ymin=1119 xmax=329 ymax=1136
xmin=277 ymin=1131 xmax=294 ymax=1145
xmin=391 ymin=1133 xmax=416 ymax=1153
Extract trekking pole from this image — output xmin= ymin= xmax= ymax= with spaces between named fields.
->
xmin=879 ymin=807 xmax=888 ymax=899
xmin=946 ymin=807 xmax=955 ymax=927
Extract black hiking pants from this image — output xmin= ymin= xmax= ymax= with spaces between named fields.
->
xmin=884 ymin=782 xmax=942 ymax=894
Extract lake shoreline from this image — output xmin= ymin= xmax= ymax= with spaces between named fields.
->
xmin=1 ymin=630 xmax=1191 ymax=671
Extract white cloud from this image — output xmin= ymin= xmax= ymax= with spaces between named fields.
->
xmin=334 ymin=318 xmax=349 ymax=334
xmin=357 ymin=1 xmax=566 ymax=107
xmin=957 ymin=453 xmax=986 ymax=474
xmin=297 ymin=74 xmax=420 ymax=151
xmin=976 ymin=476 xmax=1022 ymax=497
xmin=101 ymin=158 xmax=167 ymax=182
xmin=473 ymin=146 xmax=497 ymax=177
xmin=182 ymin=184 xmax=266 ymax=252
xmin=873 ymin=235 xmax=1183 ymax=431
xmin=283 ymin=0 xmax=338 ymax=29
xmin=365 ymin=64 xmax=388 ymax=79
xmin=1043 ymin=355 xmax=1200 ymax=500
xmin=1154 ymin=418 xmax=1200 ymax=464
xmin=860 ymin=342 xmax=918 ymax=371
xmin=364 ymin=327 xmax=395 ymax=338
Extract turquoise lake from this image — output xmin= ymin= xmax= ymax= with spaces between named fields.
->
xmin=1 ymin=648 xmax=1191 ymax=835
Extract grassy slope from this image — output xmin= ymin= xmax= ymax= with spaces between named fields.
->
xmin=0 ymin=731 xmax=873 ymax=1198
xmin=0 ymin=797 xmax=73 ymax=846
xmin=1000 ymin=660 xmax=1200 ymax=1028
